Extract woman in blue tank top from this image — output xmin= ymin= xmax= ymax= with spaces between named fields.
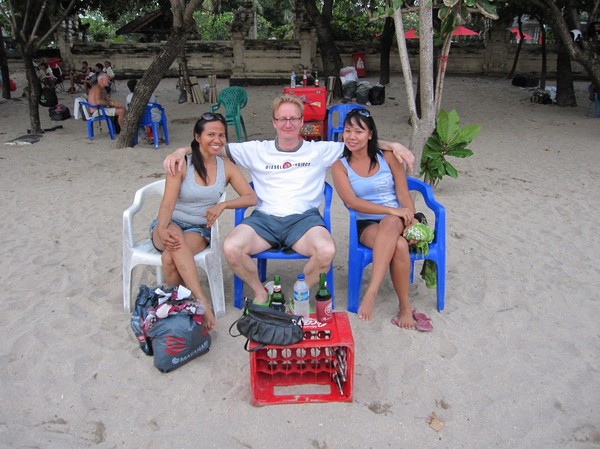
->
xmin=151 ymin=113 xmax=256 ymax=331
xmin=332 ymin=109 xmax=427 ymax=331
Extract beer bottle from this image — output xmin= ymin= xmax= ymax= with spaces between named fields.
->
xmin=270 ymin=275 xmax=286 ymax=312
xmin=315 ymin=273 xmax=333 ymax=323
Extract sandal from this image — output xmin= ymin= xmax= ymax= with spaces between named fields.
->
xmin=412 ymin=309 xmax=433 ymax=332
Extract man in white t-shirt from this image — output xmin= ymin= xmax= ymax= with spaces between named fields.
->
xmin=163 ymin=95 xmax=414 ymax=304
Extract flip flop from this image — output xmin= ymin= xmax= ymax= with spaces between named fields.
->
xmin=412 ymin=309 xmax=433 ymax=332
xmin=390 ymin=316 xmax=430 ymax=332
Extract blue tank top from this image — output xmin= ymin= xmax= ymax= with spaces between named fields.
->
xmin=171 ymin=156 xmax=225 ymax=225
xmin=340 ymin=152 xmax=400 ymax=221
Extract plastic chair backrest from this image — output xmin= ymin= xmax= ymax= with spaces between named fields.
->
xmin=216 ymin=86 xmax=248 ymax=117
xmin=327 ymin=103 xmax=367 ymax=141
xmin=232 ymin=181 xmax=335 ymax=309
xmin=346 ymin=177 xmax=446 ymax=313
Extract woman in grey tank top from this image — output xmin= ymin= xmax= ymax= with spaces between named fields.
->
xmin=150 ymin=113 xmax=256 ymax=331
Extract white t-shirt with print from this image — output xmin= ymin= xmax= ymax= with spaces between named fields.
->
xmin=227 ymin=139 xmax=343 ymax=216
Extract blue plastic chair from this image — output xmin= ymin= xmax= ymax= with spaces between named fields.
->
xmin=587 ymin=92 xmax=600 ymax=118
xmin=346 ymin=177 xmax=446 ymax=313
xmin=233 ymin=182 xmax=335 ymax=309
xmin=210 ymin=86 xmax=248 ymax=142
xmin=326 ymin=103 xmax=367 ymax=141
xmin=79 ymin=100 xmax=116 ymax=141
xmin=133 ymin=103 xmax=170 ymax=149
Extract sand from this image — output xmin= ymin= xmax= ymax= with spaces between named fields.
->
xmin=1 ymin=70 xmax=599 ymax=449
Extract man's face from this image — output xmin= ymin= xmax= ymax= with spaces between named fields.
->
xmin=272 ymin=103 xmax=303 ymax=138
xmin=99 ymin=76 xmax=110 ymax=88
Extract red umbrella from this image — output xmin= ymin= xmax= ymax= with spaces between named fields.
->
xmin=510 ymin=28 xmax=533 ymax=40
xmin=452 ymin=26 xmax=479 ymax=36
xmin=405 ymin=28 xmax=419 ymax=39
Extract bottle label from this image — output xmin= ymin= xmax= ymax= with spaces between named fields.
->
xmin=294 ymin=291 xmax=309 ymax=302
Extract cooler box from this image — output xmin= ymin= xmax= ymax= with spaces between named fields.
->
xmin=249 ymin=312 xmax=354 ymax=406
xmin=283 ymin=87 xmax=327 ymax=121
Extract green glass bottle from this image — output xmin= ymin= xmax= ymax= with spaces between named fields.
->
xmin=270 ymin=275 xmax=286 ymax=312
xmin=315 ymin=273 xmax=332 ymax=323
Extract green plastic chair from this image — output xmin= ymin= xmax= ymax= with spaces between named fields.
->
xmin=209 ymin=86 xmax=248 ymax=142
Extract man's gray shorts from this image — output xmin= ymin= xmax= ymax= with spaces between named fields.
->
xmin=241 ymin=208 xmax=325 ymax=249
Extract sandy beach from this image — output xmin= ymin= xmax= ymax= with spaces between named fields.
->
xmin=1 ymin=69 xmax=599 ymax=449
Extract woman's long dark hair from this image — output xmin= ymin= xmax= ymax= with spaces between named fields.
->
xmin=190 ymin=113 xmax=227 ymax=183
xmin=342 ymin=108 xmax=381 ymax=171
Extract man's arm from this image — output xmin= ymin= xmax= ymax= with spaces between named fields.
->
xmin=163 ymin=145 xmax=228 ymax=176
xmin=378 ymin=140 xmax=415 ymax=174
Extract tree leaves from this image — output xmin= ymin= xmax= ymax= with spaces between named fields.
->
xmin=420 ymin=109 xmax=478 ymax=187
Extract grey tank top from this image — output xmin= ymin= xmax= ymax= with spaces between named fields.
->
xmin=171 ymin=156 xmax=225 ymax=226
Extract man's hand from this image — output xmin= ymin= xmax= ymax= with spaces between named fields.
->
xmin=163 ymin=147 xmax=190 ymax=176
xmin=391 ymin=144 xmax=415 ymax=173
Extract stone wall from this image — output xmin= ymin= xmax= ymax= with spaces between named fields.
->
xmin=57 ymin=38 xmax=586 ymax=84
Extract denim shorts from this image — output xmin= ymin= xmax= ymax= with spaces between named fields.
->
xmin=242 ymin=208 xmax=325 ymax=249
xmin=149 ymin=218 xmax=211 ymax=251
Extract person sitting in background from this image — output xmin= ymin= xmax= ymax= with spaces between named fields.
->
xmin=68 ymin=61 xmax=90 ymax=93
xmin=126 ymin=78 xmax=164 ymax=144
xmin=150 ymin=113 xmax=257 ymax=331
xmin=103 ymin=60 xmax=115 ymax=81
xmin=332 ymin=108 xmax=431 ymax=331
xmin=87 ymin=72 xmax=125 ymax=130
xmin=37 ymin=62 xmax=56 ymax=88
xmin=103 ymin=60 xmax=116 ymax=92
xmin=83 ymin=63 xmax=104 ymax=93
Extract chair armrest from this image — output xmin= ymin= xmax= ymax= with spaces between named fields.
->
xmin=407 ymin=177 xmax=446 ymax=245
xmin=323 ymin=182 xmax=333 ymax=232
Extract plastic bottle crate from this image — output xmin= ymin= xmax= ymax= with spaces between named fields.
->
xmin=249 ymin=312 xmax=354 ymax=406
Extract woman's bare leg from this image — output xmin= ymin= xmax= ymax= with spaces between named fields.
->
xmin=358 ymin=216 xmax=404 ymax=320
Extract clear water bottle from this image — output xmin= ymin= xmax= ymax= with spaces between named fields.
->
xmin=293 ymin=273 xmax=310 ymax=321
xmin=290 ymin=71 xmax=296 ymax=88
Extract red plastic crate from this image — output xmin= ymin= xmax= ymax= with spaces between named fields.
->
xmin=249 ymin=312 xmax=354 ymax=406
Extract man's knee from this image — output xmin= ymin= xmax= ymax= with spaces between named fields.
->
xmin=223 ymin=234 xmax=244 ymax=264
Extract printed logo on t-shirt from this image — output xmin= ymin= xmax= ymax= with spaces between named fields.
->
xmin=264 ymin=161 xmax=311 ymax=170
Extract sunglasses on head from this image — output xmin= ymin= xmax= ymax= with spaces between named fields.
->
xmin=200 ymin=112 xmax=226 ymax=121
xmin=350 ymin=108 xmax=372 ymax=118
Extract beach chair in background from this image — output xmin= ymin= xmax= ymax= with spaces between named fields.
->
xmin=78 ymin=100 xmax=116 ymax=141
xmin=209 ymin=86 xmax=248 ymax=142
xmin=133 ymin=103 xmax=170 ymax=149
xmin=122 ymin=179 xmax=226 ymax=316
xmin=233 ymin=182 xmax=335 ymax=309
xmin=345 ymin=177 xmax=446 ymax=313
xmin=326 ymin=103 xmax=367 ymax=141
xmin=51 ymin=67 xmax=66 ymax=92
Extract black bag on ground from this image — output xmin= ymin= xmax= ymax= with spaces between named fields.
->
xmin=39 ymin=87 xmax=58 ymax=107
xmin=49 ymin=104 xmax=71 ymax=121
xmin=229 ymin=298 xmax=304 ymax=351
xmin=512 ymin=74 xmax=538 ymax=88
xmin=369 ymin=84 xmax=385 ymax=105
xmin=342 ymin=81 xmax=357 ymax=100
xmin=355 ymin=81 xmax=371 ymax=105
xmin=147 ymin=314 xmax=211 ymax=373
xmin=130 ymin=284 xmax=211 ymax=373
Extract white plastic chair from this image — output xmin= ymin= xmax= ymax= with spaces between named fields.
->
xmin=122 ymin=179 xmax=226 ymax=316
